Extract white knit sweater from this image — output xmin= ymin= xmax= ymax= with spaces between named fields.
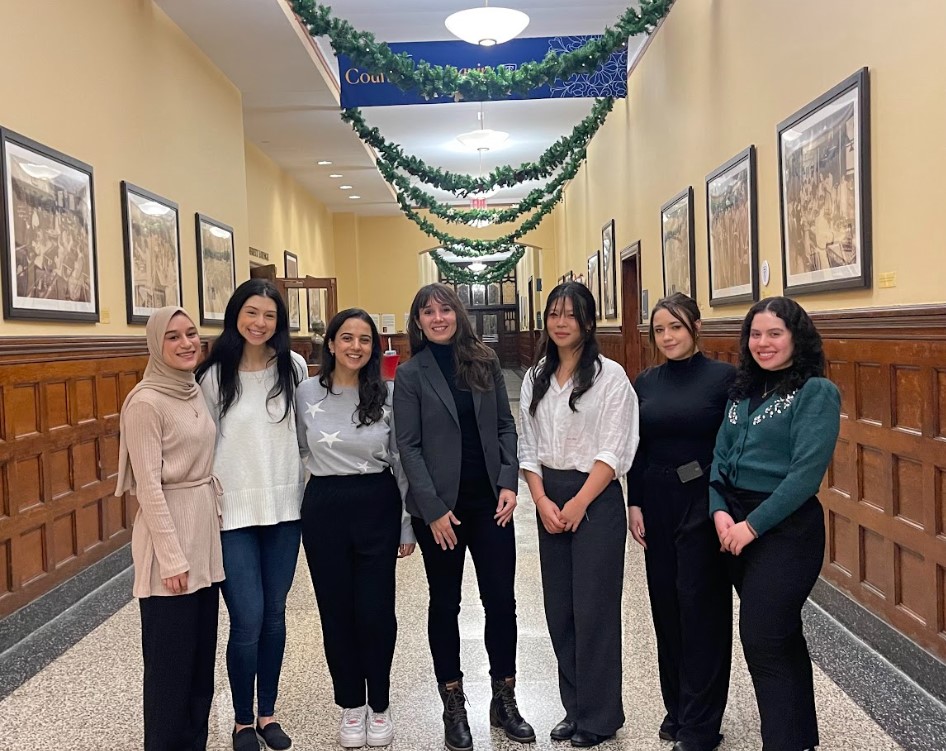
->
xmin=199 ymin=353 xmax=306 ymax=531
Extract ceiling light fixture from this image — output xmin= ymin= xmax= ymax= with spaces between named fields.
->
xmin=339 ymin=184 xmax=353 ymax=190
xmin=329 ymin=173 xmax=343 ymax=178
xmin=317 ymin=160 xmax=332 ymax=165
xmin=138 ymin=201 xmax=172 ymax=217
xmin=349 ymin=195 xmax=361 ymax=200
xmin=467 ymin=262 xmax=488 ymax=272
xmin=445 ymin=2 xmax=529 ymax=46
xmin=20 ymin=163 xmax=61 ymax=180
xmin=455 ymin=128 xmax=509 ymax=151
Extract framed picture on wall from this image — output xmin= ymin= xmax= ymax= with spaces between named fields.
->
xmin=121 ymin=181 xmax=182 ymax=324
xmin=195 ymin=213 xmax=235 ymax=326
xmin=307 ymin=288 xmax=326 ymax=333
xmin=705 ymin=146 xmax=758 ymax=305
xmin=778 ymin=67 xmax=871 ymax=295
xmin=0 ymin=128 xmax=99 ymax=321
xmin=283 ymin=250 xmax=300 ymax=331
xmin=660 ymin=187 xmax=695 ymax=297
xmin=601 ymin=218 xmax=617 ymax=318
xmin=587 ymin=250 xmax=601 ymax=319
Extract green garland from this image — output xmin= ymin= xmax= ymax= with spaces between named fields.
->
xmin=431 ymin=246 xmax=526 ymax=284
xmin=291 ymin=0 xmax=672 ymax=101
xmin=342 ymin=98 xmax=612 ymax=196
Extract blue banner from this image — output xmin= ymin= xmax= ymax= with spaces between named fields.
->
xmin=339 ymin=36 xmax=627 ymax=108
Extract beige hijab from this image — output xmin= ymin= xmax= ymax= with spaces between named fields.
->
xmin=114 ymin=306 xmax=200 ymax=496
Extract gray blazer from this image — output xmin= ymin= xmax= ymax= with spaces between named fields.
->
xmin=393 ymin=347 xmax=519 ymax=525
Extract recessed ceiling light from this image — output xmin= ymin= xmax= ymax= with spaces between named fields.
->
xmin=317 ymin=160 xmax=332 ymax=165
xmin=349 ymin=195 xmax=361 ymax=200
xmin=339 ymin=185 xmax=353 ymax=190
xmin=329 ymin=173 xmax=343 ymax=179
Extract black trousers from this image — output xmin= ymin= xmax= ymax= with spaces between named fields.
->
xmin=301 ymin=472 xmax=401 ymax=711
xmin=412 ymin=480 xmax=517 ymax=683
xmin=538 ymin=468 xmax=626 ymax=737
xmin=641 ymin=469 xmax=731 ymax=749
xmin=139 ymin=584 xmax=219 ymax=751
xmin=730 ymin=496 xmax=824 ymax=751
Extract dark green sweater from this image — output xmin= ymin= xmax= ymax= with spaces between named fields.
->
xmin=709 ymin=376 xmax=841 ymax=536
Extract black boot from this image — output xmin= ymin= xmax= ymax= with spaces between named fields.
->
xmin=438 ymin=680 xmax=473 ymax=751
xmin=489 ymin=677 xmax=536 ymax=743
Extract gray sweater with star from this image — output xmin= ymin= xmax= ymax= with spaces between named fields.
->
xmin=294 ymin=378 xmax=414 ymax=543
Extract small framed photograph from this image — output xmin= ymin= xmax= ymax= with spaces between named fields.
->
xmin=0 ymin=128 xmax=99 ymax=321
xmin=195 ymin=213 xmax=235 ymax=326
xmin=587 ymin=251 xmax=601 ymax=319
xmin=121 ymin=182 xmax=181 ymax=324
xmin=705 ymin=146 xmax=758 ymax=305
xmin=778 ymin=68 xmax=871 ymax=295
xmin=601 ymin=219 xmax=617 ymax=318
xmin=660 ymin=187 xmax=695 ymax=297
xmin=284 ymin=250 xmax=300 ymax=331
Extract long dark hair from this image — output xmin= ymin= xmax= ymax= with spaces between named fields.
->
xmin=195 ymin=278 xmax=300 ymax=422
xmin=529 ymin=282 xmax=602 ymax=416
xmin=730 ymin=296 xmax=825 ymax=400
xmin=319 ymin=308 xmax=387 ymax=426
xmin=407 ymin=283 xmax=493 ymax=393
xmin=648 ymin=292 xmax=701 ymax=359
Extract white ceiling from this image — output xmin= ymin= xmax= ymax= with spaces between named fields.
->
xmin=154 ymin=0 xmax=645 ymax=216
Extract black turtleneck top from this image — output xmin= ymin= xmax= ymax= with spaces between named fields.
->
xmin=427 ymin=342 xmax=491 ymax=495
xmin=626 ymin=352 xmax=736 ymax=506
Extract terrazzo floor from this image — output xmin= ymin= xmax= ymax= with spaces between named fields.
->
xmin=0 ymin=385 xmax=907 ymax=750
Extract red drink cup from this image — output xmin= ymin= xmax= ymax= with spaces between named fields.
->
xmin=382 ymin=351 xmax=399 ymax=381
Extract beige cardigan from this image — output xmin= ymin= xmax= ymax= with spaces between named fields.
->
xmin=123 ymin=389 xmax=224 ymax=597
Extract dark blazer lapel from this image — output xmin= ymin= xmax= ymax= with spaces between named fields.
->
xmin=418 ymin=348 xmax=460 ymax=426
xmin=472 ymin=388 xmax=483 ymax=420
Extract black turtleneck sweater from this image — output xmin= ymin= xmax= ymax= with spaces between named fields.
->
xmin=627 ymin=352 xmax=736 ymax=505
xmin=428 ymin=342 xmax=491 ymax=496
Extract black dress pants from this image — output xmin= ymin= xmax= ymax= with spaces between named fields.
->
xmin=730 ymin=496 xmax=824 ymax=751
xmin=139 ymin=584 xmax=219 ymax=751
xmin=302 ymin=472 xmax=401 ymax=711
xmin=538 ymin=468 xmax=626 ymax=737
xmin=641 ymin=469 xmax=731 ymax=749
xmin=412 ymin=481 xmax=518 ymax=683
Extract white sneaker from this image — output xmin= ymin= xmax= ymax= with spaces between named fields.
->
xmin=338 ymin=705 xmax=367 ymax=748
xmin=366 ymin=708 xmax=394 ymax=747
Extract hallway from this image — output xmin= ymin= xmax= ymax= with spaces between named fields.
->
xmin=0 ymin=376 xmax=932 ymax=750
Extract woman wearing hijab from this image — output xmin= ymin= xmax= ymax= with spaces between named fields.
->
xmin=116 ymin=306 xmax=225 ymax=751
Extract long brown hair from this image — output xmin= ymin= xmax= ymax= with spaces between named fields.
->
xmin=407 ymin=283 xmax=494 ymax=392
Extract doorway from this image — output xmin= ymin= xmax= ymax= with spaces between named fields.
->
xmin=620 ymin=242 xmax=642 ymax=379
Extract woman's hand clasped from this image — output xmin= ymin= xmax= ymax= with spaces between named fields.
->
xmin=720 ymin=520 xmax=756 ymax=556
xmin=536 ymin=495 xmax=567 ymax=535
xmin=162 ymin=571 xmax=188 ymax=595
xmin=494 ymin=488 xmax=517 ymax=527
xmin=627 ymin=505 xmax=647 ymax=549
xmin=560 ymin=497 xmax=589 ymax=533
xmin=430 ymin=511 xmax=462 ymax=551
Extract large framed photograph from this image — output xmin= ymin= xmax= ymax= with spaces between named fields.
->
xmin=284 ymin=250 xmax=300 ymax=331
xmin=601 ymin=219 xmax=617 ymax=319
xmin=121 ymin=182 xmax=181 ymax=324
xmin=587 ymin=251 xmax=601 ymax=319
xmin=705 ymin=146 xmax=758 ymax=305
xmin=0 ymin=128 xmax=98 ymax=321
xmin=195 ymin=213 xmax=235 ymax=326
xmin=660 ymin=187 xmax=695 ymax=298
xmin=778 ymin=68 xmax=871 ymax=295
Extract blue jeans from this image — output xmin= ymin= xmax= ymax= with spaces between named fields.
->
xmin=220 ymin=521 xmax=301 ymax=725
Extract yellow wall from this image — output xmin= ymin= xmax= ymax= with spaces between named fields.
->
xmin=334 ymin=208 xmax=558 ymax=327
xmin=559 ymin=0 xmax=946 ymax=323
xmin=0 ymin=0 xmax=249 ymax=335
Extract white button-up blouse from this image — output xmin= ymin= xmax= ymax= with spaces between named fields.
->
xmin=518 ymin=356 xmax=640 ymax=479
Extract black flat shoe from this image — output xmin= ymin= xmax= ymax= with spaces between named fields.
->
xmin=659 ymin=729 xmax=676 ymax=741
xmin=550 ymin=719 xmax=578 ymax=741
xmin=232 ymin=727 xmax=261 ymax=751
xmin=256 ymin=721 xmax=292 ymax=750
xmin=570 ymin=729 xmax=614 ymax=747
xmin=671 ymin=734 xmax=724 ymax=751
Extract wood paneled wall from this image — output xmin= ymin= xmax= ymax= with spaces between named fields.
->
xmin=0 ymin=338 xmax=147 ymax=619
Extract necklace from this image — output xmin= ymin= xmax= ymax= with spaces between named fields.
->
xmin=761 ymin=378 xmax=780 ymax=400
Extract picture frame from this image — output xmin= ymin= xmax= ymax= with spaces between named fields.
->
xmin=120 ymin=181 xmax=182 ymax=324
xmin=587 ymin=251 xmax=601 ymax=319
xmin=601 ymin=218 xmax=617 ymax=319
xmin=195 ymin=213 xmax=235 ymax=326
xmin=778 ymin=68 xmax=871 ymax=295
xmin=307 ymin=287 xmax=326 ymax=334
xmin=705 ymin=146 xmax=758 ymax=305
xmin=0 ymin=128 xmax=99 ymax=321
xmin=660 ymin=187 xmax=696 ymax=297
xmin=283 ymin=250 xmax=300 ymax=331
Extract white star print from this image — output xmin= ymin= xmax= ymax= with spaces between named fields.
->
xmin=356 ymin=461 xmax=370 ymax=474
xmin=306 ymin=401 xmax=325 ymax=417
xmin=318 ymin=431 xmax=342 ymax=448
